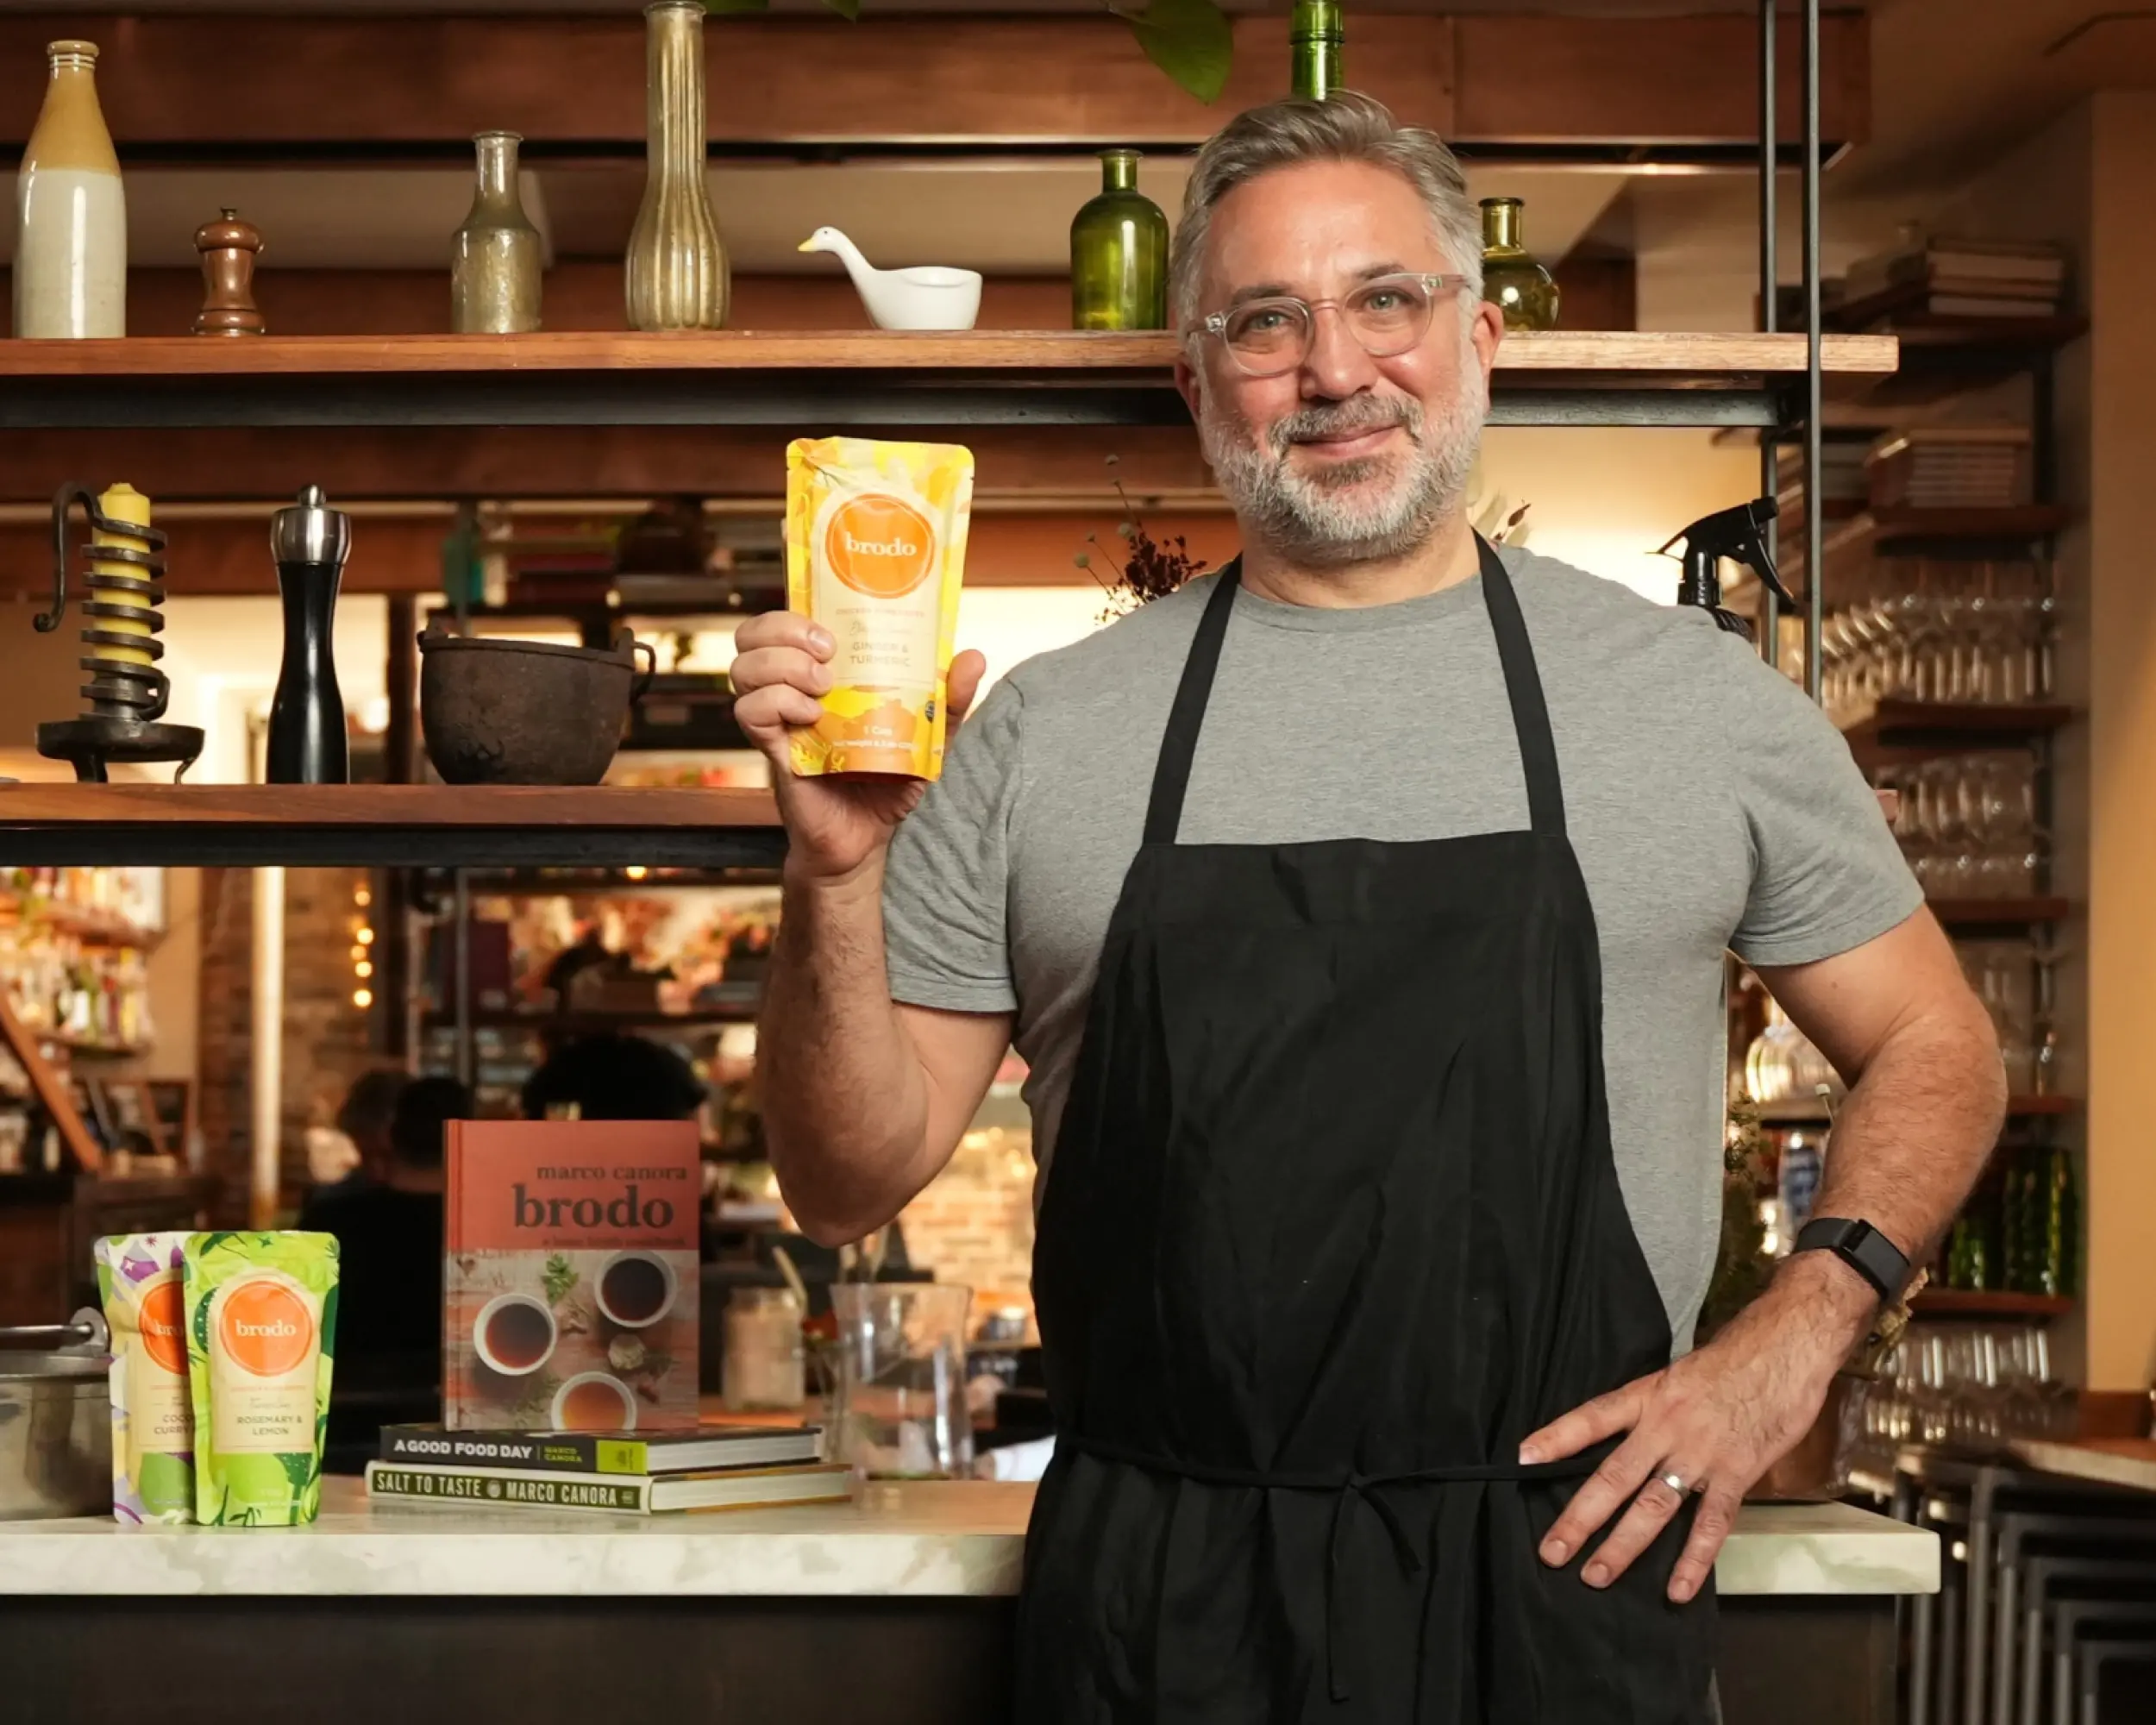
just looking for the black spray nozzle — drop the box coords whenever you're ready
[1658,498,1796,639]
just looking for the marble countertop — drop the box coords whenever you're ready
[1,1480,1934,1598]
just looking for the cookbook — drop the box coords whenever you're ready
[444,1120,700,1433]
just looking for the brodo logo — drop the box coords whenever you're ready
[824,493,936,599]
[139,1276,189,1375]
[216,1276,314,1378]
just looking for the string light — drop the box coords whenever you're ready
[355,926,375,946]
[350,873,377,1015]
[354,960,373,980]
[352,988,373,1009]
[624,866,649,881]
[354,888,372,909]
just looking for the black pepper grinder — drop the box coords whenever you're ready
[266,484,352,784]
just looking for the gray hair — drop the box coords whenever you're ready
[1170,92,1484,330]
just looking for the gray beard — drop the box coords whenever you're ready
[1200,356,1489,570]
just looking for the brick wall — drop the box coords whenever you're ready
[196,865,382,1219]
[896,1126,1037,1335]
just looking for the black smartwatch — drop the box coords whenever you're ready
[1793,1218,1911,1302]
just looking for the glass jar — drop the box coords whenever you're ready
[451,131,544,334]
[1069,150,1168,332]
[1479,197,1559,333]
[624,1,729,331]
[830,1283,973,1479]
[722,1286,805,1412]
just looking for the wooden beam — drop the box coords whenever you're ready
[0,508,1236,597]
[1454,13,1868,148]
[0,423,1216,505]
[0,13,1861,152]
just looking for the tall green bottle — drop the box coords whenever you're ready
[1070,150,1168,331]
[1291,0,1344,100]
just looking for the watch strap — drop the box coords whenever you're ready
[1793,1217,1910,1302]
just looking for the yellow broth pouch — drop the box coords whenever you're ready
[784,436,974,779]
[94,1232,197,1524]
[182,1232,339,1527]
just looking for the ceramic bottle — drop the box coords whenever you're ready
[15,39,126,338]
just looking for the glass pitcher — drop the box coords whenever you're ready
[830,1283,973,1479]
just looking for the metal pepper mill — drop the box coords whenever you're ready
[34,482,205,782]
[266,485,353,784]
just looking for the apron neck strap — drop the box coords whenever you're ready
[1143,558,1244,846]
[1141,538,1567,846]
[1476,535,1567,839]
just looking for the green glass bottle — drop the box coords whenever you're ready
[2039,1145,2077,1297]
[1291,0,1344,100]
[1070,150,1168,332]
[1480,197,1561,332]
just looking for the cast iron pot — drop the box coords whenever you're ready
[0,1311,113,1521]
[418,623,656,786]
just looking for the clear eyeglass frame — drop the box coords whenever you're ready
[1195,271,1471,378]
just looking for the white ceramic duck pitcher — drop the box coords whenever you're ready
[798,227,982,331]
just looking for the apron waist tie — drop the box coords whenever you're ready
[1059,1431,1608,1703]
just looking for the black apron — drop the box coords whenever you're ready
[1018,538,1718,1723]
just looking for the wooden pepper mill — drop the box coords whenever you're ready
[192,208,265,336]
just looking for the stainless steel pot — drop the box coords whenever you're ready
[0,1310,113,1521]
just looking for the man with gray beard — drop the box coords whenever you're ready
[730,94,2001,1722]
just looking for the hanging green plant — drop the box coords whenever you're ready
[705,0,1232,104]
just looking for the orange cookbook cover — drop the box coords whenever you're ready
[444,1120,700,1433]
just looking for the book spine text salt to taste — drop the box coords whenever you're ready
[444,1120,700,1433]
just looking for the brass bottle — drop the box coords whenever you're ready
[624,1,729,331]
[450,131,544,334]
[1479,197,1559,332]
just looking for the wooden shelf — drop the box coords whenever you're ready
[0,899,160,948]
[1776,505,2072,605]
[423,1006,759,1034]
[0,329,1900,432]
[1841,699,2072,766]
[1909,1289,2074,1318]
[0,783,784,869]
[1929,896,2071,928]
[1753,1094,2077,1127]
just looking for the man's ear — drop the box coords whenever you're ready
[1469,298,1504,380]
[1175,350,1203,423]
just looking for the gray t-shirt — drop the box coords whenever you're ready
[882,545,1921,1344]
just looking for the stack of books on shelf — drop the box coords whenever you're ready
[1775,432,1877,518]
[1844,237,2067,320]
[1866,426,2032,510]
[364,1423,846,1515]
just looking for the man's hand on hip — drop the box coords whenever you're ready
[729,610,987,881]
[1516,1250,1876,1603]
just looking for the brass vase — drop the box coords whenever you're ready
[625,1,729,331]
[450,132,543,334]
[1479,197,1559,332]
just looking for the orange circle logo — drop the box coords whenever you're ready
[216,1277,314,1378]
[138,1276,188,1375]
[824,494,936,599]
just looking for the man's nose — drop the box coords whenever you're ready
[1300,302,1382,398]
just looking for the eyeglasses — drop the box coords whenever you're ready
[1195,272,1470,378]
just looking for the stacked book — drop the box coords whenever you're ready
[1845,238,2066,320]
[1775,433,1877,518]
[1866,427,2032,510]
[365,1423,847,1516]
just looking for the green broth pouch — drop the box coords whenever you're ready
[182,1232,339,1527]
[94,1232,197,1524]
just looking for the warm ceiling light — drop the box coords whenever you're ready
[352,988,373,1009]
[356,927,375,945]
[624,866,649,881]
[354,960,373,979]
[354,888,373,908]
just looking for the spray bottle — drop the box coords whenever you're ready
[1658,498,1794,643]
